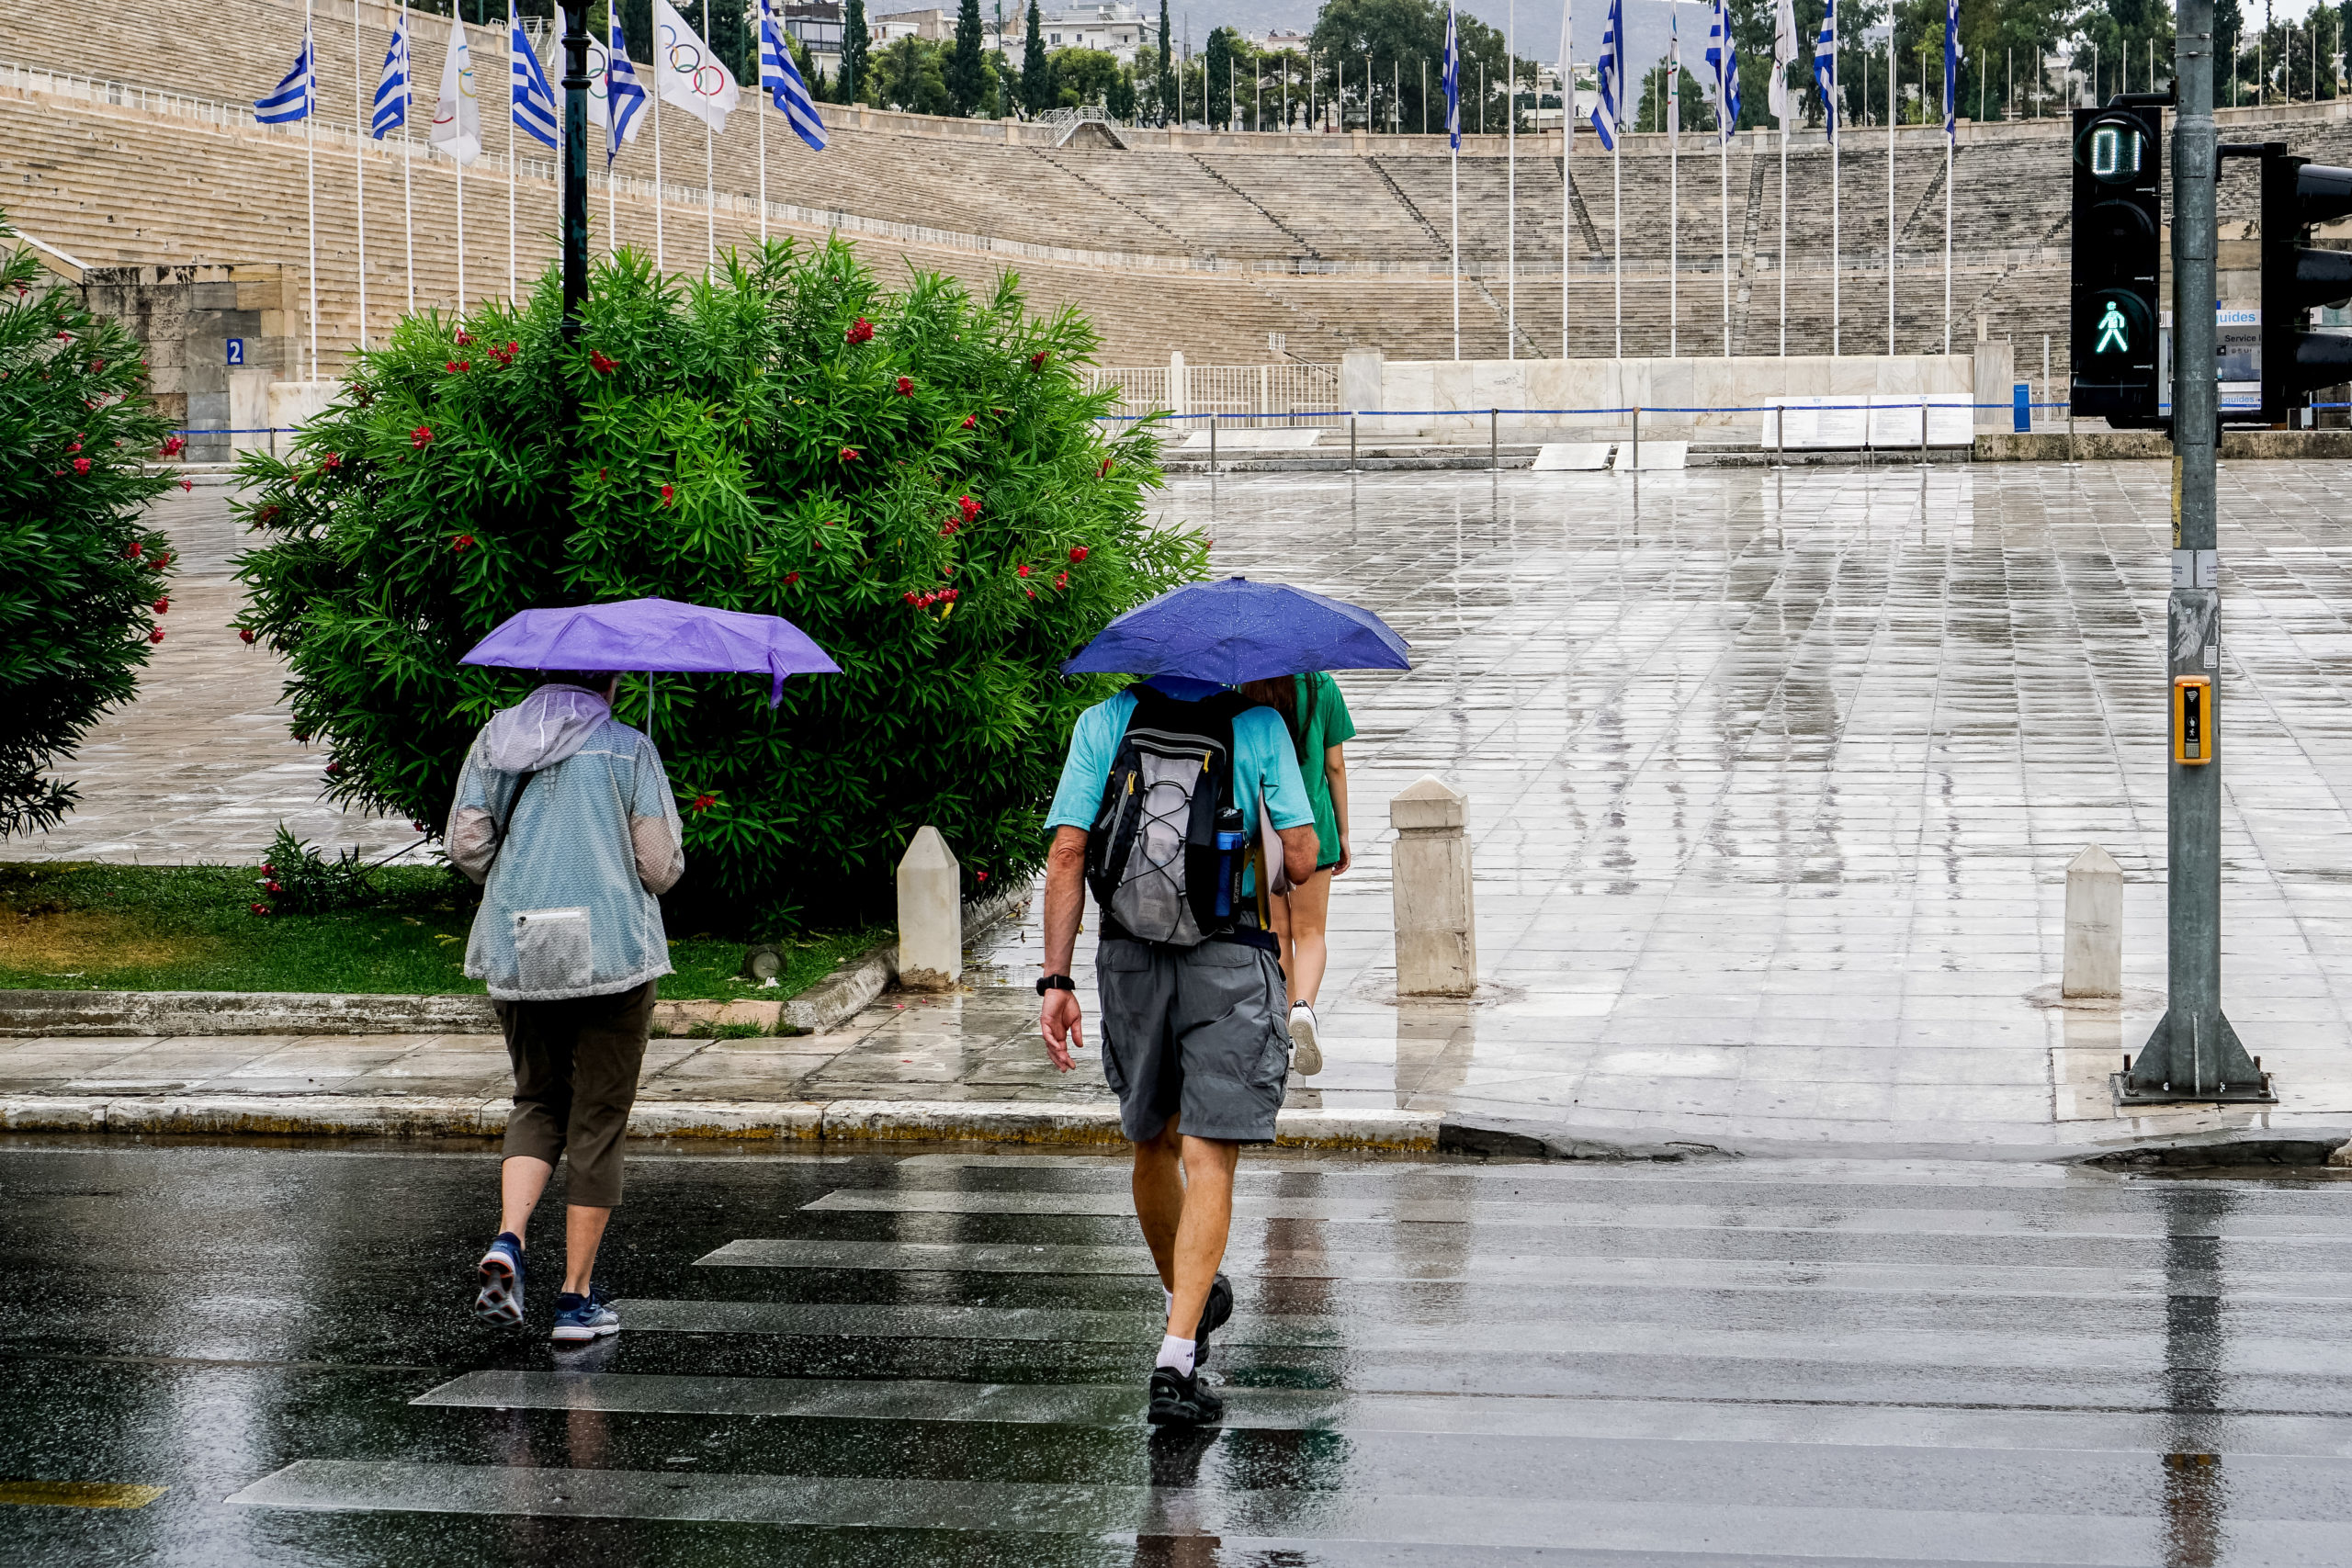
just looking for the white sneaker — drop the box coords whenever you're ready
[1288,1003,1323,1077]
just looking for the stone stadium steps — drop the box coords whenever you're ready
[1191,152,1449,262]
[1048,148,1305,260]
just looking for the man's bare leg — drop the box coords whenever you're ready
[1166,1134,1238,1338]
[563,1204,611,1295]
[500,1156,554,1243]
[1132,1118,1186,1292]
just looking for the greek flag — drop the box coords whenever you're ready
[373,16,410,137]
[1590,0,1622,151]
[1813,0,1838,141]
[605,21,648,165]
[759,0,828,151]
[255,26,313,123]
[512,22,560,150]
[1442,4,1460,150]
[1706,0,1741,141]
[1942,0,1961,141]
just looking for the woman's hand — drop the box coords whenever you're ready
[1334,838,1351,876]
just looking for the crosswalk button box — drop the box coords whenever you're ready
[2174,675,2213,765]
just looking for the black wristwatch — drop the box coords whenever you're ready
[1035,973,1076,996]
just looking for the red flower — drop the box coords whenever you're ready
[505,341,518,355]
[89,360,104,374]
[159,435,185,457]
[1055,570,1069,590]
[260,862,276,877]
[445,360,460,373]
[958,495,981,522]
[321,452,341,471]
[589,349,616,374]
[839,446,861,462]
[660,484,675,506]
[1068,545,1089,563]
[845,317,874,344]
[1017,563,1031,578]
[125,542,142,559]
[411,425,434,449]
[250,903,272,917]
[785,570,801,585]
[411,820,430,833]
[1025,587,1036,599]
[690,793,718,814]
[961,413,977,430]
[452,534,475,551]
[147,628,164,644]
[455,329,474,346]
[976,870,989,882]
[153,598,169,615]
[55,330,70,341]
[72,457,90,475]
[152,552,170,570]
[263,880,282,896]
[940,521,958,536]
[896,377,914,396]
[324,761,343,775]
[66,440,82,453]
[238,628,256,644]
[1099,457,1115,478]
[1029,350,1048,371]
[944,588,959,602]
[180,479,192,492]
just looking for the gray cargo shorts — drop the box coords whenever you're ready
[1096,935,1292,1144]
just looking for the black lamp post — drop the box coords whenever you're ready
[558,0,592,339]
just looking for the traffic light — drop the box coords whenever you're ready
[2070,106,2163,427]
[2258,148,2352,423]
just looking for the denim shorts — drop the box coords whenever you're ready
[1095,937,1291,1144]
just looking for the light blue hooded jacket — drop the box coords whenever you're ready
[446,685,685,1002]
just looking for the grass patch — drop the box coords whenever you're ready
[0,863,879,1001]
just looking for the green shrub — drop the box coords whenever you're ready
[0,210,177,837]
[254,823,379,916]
[233,241,1198,927]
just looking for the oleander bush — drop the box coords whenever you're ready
[232,239,1196,926]
[0,210,177,837]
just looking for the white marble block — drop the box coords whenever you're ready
[2063,844,2122,999]
[897,827,962,991]
[1391,777,1476,997]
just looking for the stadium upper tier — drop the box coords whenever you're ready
[8,0,2351,376]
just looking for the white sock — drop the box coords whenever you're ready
[1156,1334,1197,1377]
[1162,1286,1175,1317]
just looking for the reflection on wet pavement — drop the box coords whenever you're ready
[4,1143,2351,1565]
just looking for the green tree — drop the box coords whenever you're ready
[1021,0,1052,112]
[876,35,953,113]
[1308,0,1526,133]
[1158,0,1175,121]
[233,241,1196,926]
[949,0,987,115]
[1204,25,1233,128]
[1632,57,1711,133]
[1107,63,1137,120]
[841,0,871,102]
[1051,47,1124,109]
[0,214,175,838]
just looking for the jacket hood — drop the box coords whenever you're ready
[479,685,614,773]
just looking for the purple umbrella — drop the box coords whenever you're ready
[460,597,840,706]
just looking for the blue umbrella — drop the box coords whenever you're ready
[1061,577,1409,684]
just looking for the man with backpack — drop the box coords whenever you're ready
[1036,673,1319,1426]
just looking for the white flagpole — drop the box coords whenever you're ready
[1943,118,1953,354]
[1668,29,1678,358]
[1612,130,1622,356]
[1831,42,1839,355]
[402,0,414,314]
[703,0,715,277]
[757,8,768,242]
[508,0,518,304]
[1778,124,1787,355]
[1561,0,1572,360]
[302,7,318,378]
[355,0,368,351]
[1885,39,1894,353]
[653,77,665,272]
[1718,12,1730,355]
[1507,0,1516,360]
[1451,130,1460,358]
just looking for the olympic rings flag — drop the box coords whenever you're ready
[650,0,740,133]
[429,11,482,164]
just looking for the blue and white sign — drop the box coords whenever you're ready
[226,337,245,367]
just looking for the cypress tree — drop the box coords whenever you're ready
[1204,26,1230,129]
[1157,0,1174,123]
[949,0,986,115]
[1020,0,1051,114]
[841,0,870,102]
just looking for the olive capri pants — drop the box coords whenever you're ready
[493,980,655,1209]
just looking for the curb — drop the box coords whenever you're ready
[0,1093,1439,1152]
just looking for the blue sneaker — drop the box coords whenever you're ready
[472,1232,525,1326]
[551,1285,619,1344]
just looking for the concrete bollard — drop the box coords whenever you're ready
[896,827,962,990]
[2062,844,2122,999]
[1391,776,1476,997]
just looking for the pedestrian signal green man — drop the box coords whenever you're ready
[2097,300,2130,355]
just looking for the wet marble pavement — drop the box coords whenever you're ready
[12,462,2352,1151]
[8,1141,2352,1566]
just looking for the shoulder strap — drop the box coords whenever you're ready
[496,769,541,841]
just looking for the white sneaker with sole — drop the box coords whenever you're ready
[1288,1003,1323,1077]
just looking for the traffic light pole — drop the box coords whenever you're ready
[2119,0,2273,1105]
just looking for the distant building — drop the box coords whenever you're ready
[1001,4,1159,67]
[870,7,951,43]
[781,2,844,78]
[1245,28,1310,53]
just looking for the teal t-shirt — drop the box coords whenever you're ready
[1289,671,1358,867]
[1046,682,1315,859]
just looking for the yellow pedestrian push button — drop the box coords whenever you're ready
[2173,675,2214,764]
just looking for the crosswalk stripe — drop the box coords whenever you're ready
[802,1187,2352,1241]
[695,1237,2352,1301]
[887,1152,2128,1191]
[223,1457,2342,1559]
[610,1298,2352,1373]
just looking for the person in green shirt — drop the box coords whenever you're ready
[1237,671,1356,1075]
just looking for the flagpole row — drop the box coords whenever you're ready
[1506,0,1516,362]
[401,2,414,315]
[1886,38,1894,354]
[509,0,519,305]
[304,1,318,379]
[355,0,368,352]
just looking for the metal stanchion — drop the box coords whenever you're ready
[1209,415,1216,474]
[1631,405,1641,471]
[1489,408,1498,471]
[1917,401,1930,467]
[1774,402,1787,468]
[1349,412,1359,472]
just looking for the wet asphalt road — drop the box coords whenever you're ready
[6,1141,2352,1565]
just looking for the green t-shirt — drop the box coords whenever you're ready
[1289,671,1357,867]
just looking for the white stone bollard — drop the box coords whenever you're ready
[2062,844,2123,999]
[1391,776,1476,997]
[896,827,962,991]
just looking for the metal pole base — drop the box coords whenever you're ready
[2112,1010,2276,1104]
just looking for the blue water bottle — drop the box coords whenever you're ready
[1214,807,1245,918]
